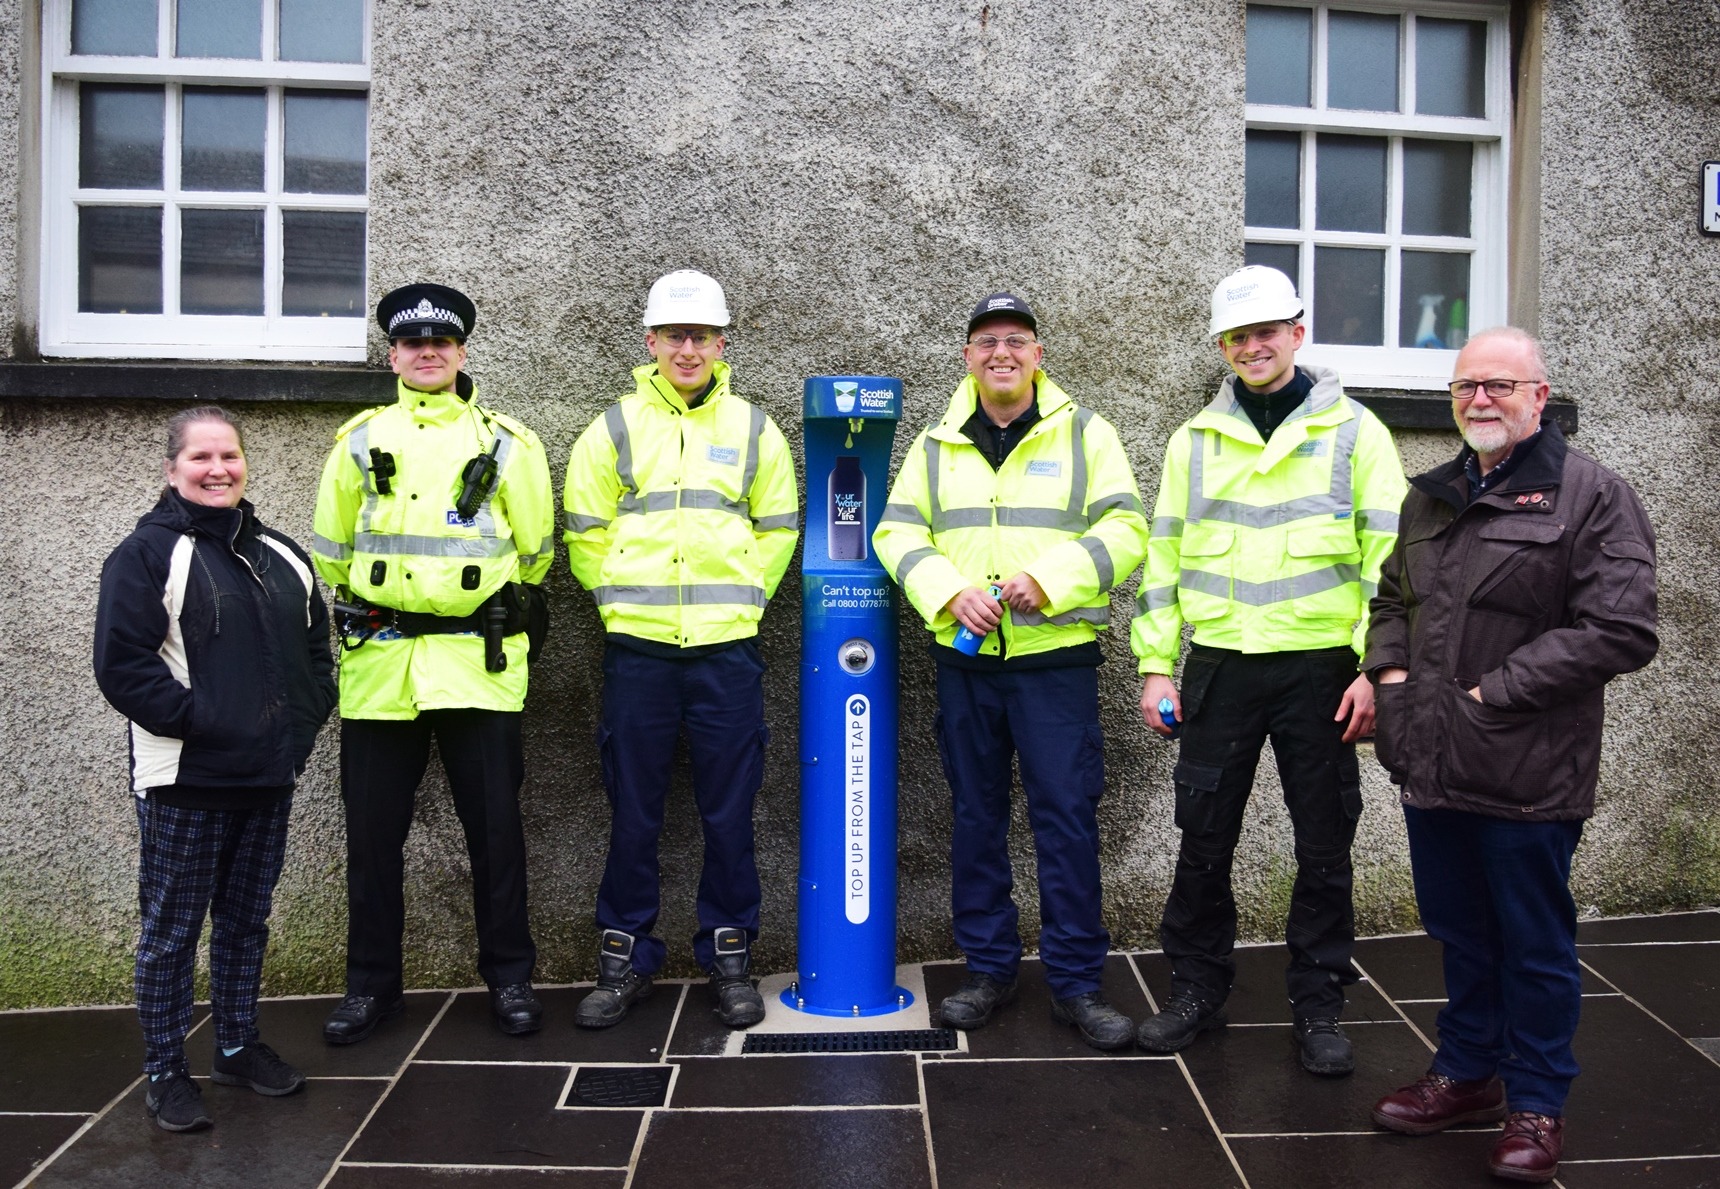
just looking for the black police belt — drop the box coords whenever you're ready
[338,588,528,639]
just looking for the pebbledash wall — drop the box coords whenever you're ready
[2,0,1715,1007]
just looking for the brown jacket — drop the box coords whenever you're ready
[1364,423,1657,821]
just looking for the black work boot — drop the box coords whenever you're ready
[1293,1015,1354,1076]
[708,927,765,1029]
[1050,991,1135,1051]
[574,930,654,1029]
[1135,993,1228,1053]
[938,973,1018,1030]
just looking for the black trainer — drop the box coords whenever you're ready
[708,927,765,1029]
[211,1042,305,1096]
[322,993,404,1045]
[491,982,543,1035]
[1050,991,1135,1050]
[1294,1016,1354,1076]
[1135,993,1228,1053]
[575,930,654,1029]
[938,973,1018,1030]
[145,1071,213,1132]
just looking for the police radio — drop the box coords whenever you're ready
[369,448,396,495]
[456,437,502,520]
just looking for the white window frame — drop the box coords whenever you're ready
[1245,0,1511,391]
[39,0,371,361]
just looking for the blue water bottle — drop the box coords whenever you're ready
[1157,697,1181,739]
[952,585,1002,656]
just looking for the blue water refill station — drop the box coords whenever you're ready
[787,376,912,1017]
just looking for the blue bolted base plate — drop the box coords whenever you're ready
[780,984,917,1018]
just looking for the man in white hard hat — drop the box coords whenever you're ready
[1130,265,1407,1074]
[562,269,798,1030]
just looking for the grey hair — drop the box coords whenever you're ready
[165,406,245,460]
[1464,326,1548,380]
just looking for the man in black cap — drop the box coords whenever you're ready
[311,284,556,1041]
[873,292,1150,1047]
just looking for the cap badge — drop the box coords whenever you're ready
[414,297,434,316]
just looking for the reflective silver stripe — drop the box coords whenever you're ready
[996,507,1086,532]
[742,404,765,501]
[1088,491,1145,522]
[678,489,749,517]
[1013,603,1110,628]
[1179,562,1360,607]
[1185,414,1362,527]
[517,552,540,569]
[1066,407,1092,526]
[619,490,677,515]
[1078,536,1114,590]
[1136,584,1179,612]
[1356,508,1400,534]
[605,403,635,495]
[879,502,928,527]
[347,420,380,536]
[469,423,516,537]
[1362,579,1379,600]
[591,583,767,608]
[313,533,352,560]
[893,545,940,586]
[616,488,750,518]
[1151,516,1185,539]
[753,511,799,532]
[925,438,948,533]
[938,508,993,529]
[564,510,610,533]
[355,533,515,558]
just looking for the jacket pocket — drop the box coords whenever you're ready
[1287,521,1363,620]
[1467,517,1565,616]
[1439,681,1547,805]
[1371,679,1409,783]
[1179,525,1232,620]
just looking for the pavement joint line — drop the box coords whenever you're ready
[1577,939,1720,947]
[619,1104,654,1189]
[625,1103,924,1112]
[1175,1044,1252,1189]
[0,1110,91,1117]
[314,990,457,1189]
[339,1161,629,1172]
[915,1052,941,1189]
[1560,1154,1720,1164]
[1224,1020,1404,1028]
[1223,1128,1496,1138]
[660,983,689,1061]
[921,1055,1175,1063]
[1350,957,1438,1056]
[1575,955,1717,1063]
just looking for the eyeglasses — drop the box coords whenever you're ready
[1448,378,1541,401]
[654,327,721,349]
[968,334,1038,351]
[1217,323,1292,350]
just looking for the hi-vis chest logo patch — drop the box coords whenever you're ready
[1026,460,1062,477]
[1293,440,1328,458]
[707,445,740,466]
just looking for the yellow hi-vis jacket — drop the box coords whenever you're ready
[562,360,799,647]
[872,372,1150,660]
[312,376,555,718]
[1130,364,1406,676]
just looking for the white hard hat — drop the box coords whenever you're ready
[642,269,730,328]
[1209,265,1303,338]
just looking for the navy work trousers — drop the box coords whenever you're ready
[595,641,767,975]
[1160,645,1362,1018]
[1405,804,1584,1116]
[934,662,1109,1000]
[340,709,535,996]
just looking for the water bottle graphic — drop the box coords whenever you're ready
[833,381,858,414]
[952,584,1002,656]
[828,455,867,561]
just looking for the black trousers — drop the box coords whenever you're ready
[340,709,535,996]
[1160,645,1362,1018]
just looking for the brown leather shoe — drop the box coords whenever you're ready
[1489,1112,1563,1183]
[1371,1072,1507,1135]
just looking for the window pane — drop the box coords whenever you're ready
[80,84,163,189]
[1402,139,1472,237]
[79,206,162,312]
[1416,18,1486,118]
[72,0,157,55]
[282,211,365,316]
[1327,10,1399,113]
[1313,246,1383,345]
[1246,5,1312,107]
[181,208,264,314]
[284,90,367,193]
[1314,134,1386,233]
[1245,242,1300,293]
[280,0,364,63]
[1400,251,1470,349]
[182,87,265,192]
[1245,130,1300,229]
[176,0,261,59]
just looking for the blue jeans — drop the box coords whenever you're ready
[1404,804,1585,1116]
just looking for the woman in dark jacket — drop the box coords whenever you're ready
[93,406,337,1133]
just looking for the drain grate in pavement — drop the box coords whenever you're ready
[742,1028,959,1054]
[567,1065,673,1107]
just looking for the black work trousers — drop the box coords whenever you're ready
[1160,645,1362,1018]
[340,709,536,997]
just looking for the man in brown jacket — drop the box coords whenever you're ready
[1362,327,1657,1185]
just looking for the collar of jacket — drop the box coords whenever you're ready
[634,358,732,414]
[1414,420,1569,510]
[142,488,256,546]
[393,373,483,427]
[1190,362,1353,474]
[929,370,1072,443]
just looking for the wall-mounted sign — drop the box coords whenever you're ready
[1705,162,1720,236]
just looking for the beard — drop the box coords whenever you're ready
[1456,406,1533,457]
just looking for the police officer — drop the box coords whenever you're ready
[1131,266,1406,1074]
[563,269,798,1030]
[873,292,1150,1049]
[313,284,556,1042]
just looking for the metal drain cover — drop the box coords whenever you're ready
[567,1065,672,1107]
[742,1028,958,1054]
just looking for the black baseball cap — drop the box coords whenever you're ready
[966,292,1038,337]
[376,283,477,342]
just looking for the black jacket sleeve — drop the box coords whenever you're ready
[92,531,194,739]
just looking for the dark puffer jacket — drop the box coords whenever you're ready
[94,490,338,805]
[1364,423,1657,821]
